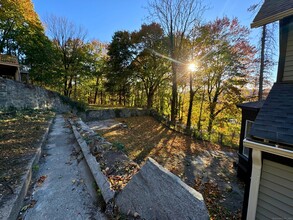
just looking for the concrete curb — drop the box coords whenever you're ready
[69,119,115,203]
[0,117,54,220]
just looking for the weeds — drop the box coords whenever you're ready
[32,164,39,171]
[113,142,125,152]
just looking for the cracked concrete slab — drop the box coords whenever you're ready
[22,115,106,220]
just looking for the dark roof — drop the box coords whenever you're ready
[250,83,293,145]
[237,101,265,110]
[251,0,293,28]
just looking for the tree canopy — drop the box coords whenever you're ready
[0,0,271,146]
[196,17,256,135]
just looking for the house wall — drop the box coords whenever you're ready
[237,107,260,220]
[256,159,293,219]
[283,21,293,82]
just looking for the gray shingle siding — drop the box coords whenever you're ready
[250,83,293,146]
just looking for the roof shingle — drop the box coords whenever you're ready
[237,100,265,110]
[250,83,293,146]
[251,0,293,28]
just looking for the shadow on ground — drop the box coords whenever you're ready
[89,116,244,219]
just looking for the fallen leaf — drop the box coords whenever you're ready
[30,200,37,208]
[134,212,140,218]
[21,205,30,212]
[37,175,47,186]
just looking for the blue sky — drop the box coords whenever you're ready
[32,0,261,43]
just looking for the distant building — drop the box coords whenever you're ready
[0,54,21,81]
[0,54,30,82]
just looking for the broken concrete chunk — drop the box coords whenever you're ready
[116,158,209,220]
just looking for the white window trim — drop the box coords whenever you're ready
[243,120,253,158]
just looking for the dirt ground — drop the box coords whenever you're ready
[0,111,244,219]
[0,110,54,207]
[92,116,244,219]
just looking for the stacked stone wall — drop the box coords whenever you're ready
[0,77,70,112]
[84,108,150,121]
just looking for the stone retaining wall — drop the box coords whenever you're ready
[83,108,150,121]
[0,77,70,112]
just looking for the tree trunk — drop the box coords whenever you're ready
[207,116,213,139]
[170,26,178,124]
[73,75,77,100]
[94,77,99,104]
[186,73,195,133]
[123,86,127,106]
[100,91,103,105]
[67,76,73,98]
[63,76,68,96]
[171,63,178,124]
[186,92,194,133]
[197,89,205,132]
[94,90,98,104]
[147,91,155,109]
[119,89,122,105]
[178,95,182,120]
[207,105,215,139]
[258,24,266,101]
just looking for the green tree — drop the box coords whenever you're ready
[44,15,88,97]
[106,31,134,105]
[148,0,206,123]
[83,40,108,104]
[0,0,52,69]
[197,17,256,137]
[131,23,171,109]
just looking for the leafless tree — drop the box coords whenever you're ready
[147,0,206,123]
[249,2,277,101]
[44,15,87,97]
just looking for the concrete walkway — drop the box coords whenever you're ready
[23,115,106,220]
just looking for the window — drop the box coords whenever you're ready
[243,120,253,158]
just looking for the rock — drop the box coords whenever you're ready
[115,158,209,220]
[121,124,128,128]
[133,212,140,218]
[225,185,233,192]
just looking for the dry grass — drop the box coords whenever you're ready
[99,116,229,169]
[0,110,54,204]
